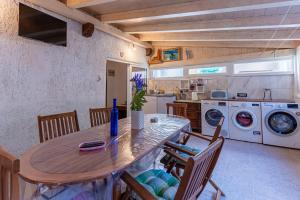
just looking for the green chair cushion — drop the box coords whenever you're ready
[135,169,179,200]
[160,143,201,167]
[173,143,201,158]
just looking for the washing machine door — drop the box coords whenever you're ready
[266,110,298,136]
[233,110,257,130]
[205,109,223,127]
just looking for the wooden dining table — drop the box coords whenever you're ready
[19,114,190,199]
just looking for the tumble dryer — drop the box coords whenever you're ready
[261,102,300,149]
[229,101,262,143]
[201,100,229,138]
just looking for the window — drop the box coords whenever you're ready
[188,66,227,75]
[234,59,294,75]
[152,68,183,78]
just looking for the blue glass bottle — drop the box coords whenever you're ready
[110,98,118,137]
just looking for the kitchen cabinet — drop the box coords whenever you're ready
[144,95,176,114]
[144,96,157,114]
[175,101,201,132]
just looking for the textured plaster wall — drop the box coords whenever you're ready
[0,0,147,155]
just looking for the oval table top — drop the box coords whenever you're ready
[19,114,190,185]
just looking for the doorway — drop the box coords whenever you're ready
[106,60,128,119]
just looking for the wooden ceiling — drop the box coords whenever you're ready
[64,0,300,49]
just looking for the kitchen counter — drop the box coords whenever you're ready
[175,99,201,103]
[144,95,176,114]
[146,94,176,97]
[175,99,295,103]
[207,98,295,103]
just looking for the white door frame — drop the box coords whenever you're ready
[106,57,148,117]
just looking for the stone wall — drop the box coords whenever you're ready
[0,0,147,155]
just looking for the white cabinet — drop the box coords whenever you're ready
[157,96,176,114]
[144,96,176,114]
[144,96,157,114]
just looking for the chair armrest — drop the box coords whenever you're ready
[164,148,188,164]
[170,170,182,181]
[121,171,157,200]
[165,141,196,156]
[182,131,212,142]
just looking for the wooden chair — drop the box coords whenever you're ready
[121,137,225,200]
[89,107,112,127]
[166,103,188,118]
[181,116,224,147]
[160,117,225,197]
[0,147,20,200]
[162,117,224,166]
[37,110,80,143]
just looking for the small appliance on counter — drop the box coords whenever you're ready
[210,90,228,100]
[237,93,248,98]
[192,92,199,100]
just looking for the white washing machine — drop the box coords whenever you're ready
[229,101,262,143]
[201,100,229,138]
[262,102,300,149]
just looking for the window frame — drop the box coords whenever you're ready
[150,67,184,80]
[232,56,295,76]
[148,56,295,80]
[187,65,228,77]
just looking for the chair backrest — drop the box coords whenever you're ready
[166,103,187,118]
[37,110,79,143]
[89,108,112,127]
[0,147,20,200]
[175,137,224,200]
[209,116,225,145]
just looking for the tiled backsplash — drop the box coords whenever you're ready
[149,74,294,100]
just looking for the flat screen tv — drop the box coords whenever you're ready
[19,3,67,47]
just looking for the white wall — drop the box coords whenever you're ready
[0,0,147,155]
[149,74,294,100]
[295,46,300,102]
[106,61,128,107]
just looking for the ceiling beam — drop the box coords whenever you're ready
[67,0,117,9]
[139,30,300,41]
[151,41,300,49]
[122,13,300,34]
[24,0,151,48]
[100,0,300,23]
[150,49,295,67]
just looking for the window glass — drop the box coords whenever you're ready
[234,59,293,74]
[152,68,183,78]
[188,66,227,75]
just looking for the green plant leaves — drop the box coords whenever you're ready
[131,90,147,111]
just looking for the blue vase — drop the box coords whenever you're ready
[110,98,118,137]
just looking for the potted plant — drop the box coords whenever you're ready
[130,74,147,129]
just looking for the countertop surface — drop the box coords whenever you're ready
[175,98,295,103]
[146,94,176,97]
[175,99,202,103]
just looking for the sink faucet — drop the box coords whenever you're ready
[263,88,272,100]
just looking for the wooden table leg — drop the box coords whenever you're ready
[113,179,122,200]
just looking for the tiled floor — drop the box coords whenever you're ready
[159,137,300,200]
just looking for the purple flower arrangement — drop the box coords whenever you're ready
[130,74,147,111]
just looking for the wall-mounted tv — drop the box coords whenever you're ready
[19,3,67,47]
